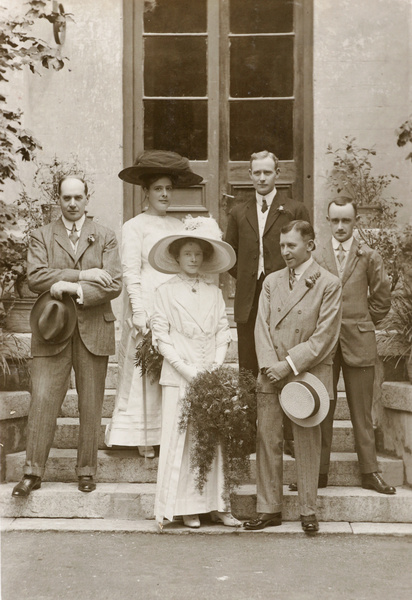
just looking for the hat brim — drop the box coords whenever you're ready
[280,372,330,427]
[148,232,236,275]
[30,291,77,345]
[118,166,203,188]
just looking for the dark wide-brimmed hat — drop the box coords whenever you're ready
[149,215,236,275]
[280,372,330,428]
[30,291,77,345]
[118,150,203,187]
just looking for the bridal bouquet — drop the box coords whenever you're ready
[134,330,163,382]
[179,366,257,501]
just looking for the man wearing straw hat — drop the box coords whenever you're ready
[245,220,342,533]
[12,176,122,497]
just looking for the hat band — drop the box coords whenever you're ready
[298,381,320,417]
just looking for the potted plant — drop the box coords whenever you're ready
[0,309,30,391]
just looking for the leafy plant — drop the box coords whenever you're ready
[0,310,30,383]
[0,201,26,297]
[396,116,412,162]
[134,330,163,383]
[178,366,256,504]
[377,292,412,363]
[0,1,71,189]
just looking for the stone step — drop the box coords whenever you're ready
[5,449,404,487]
[51,417,357,453]
[1,482,411,523]
[59,388,352,421]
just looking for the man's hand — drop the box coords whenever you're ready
[265,360,292,384]
[79,268,113,287]
[50,281,80,300]
[132,313,149,336]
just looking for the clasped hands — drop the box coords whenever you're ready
[263,360,292,387]
[50,268,113,300]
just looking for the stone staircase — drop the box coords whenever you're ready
[2,336,412,523]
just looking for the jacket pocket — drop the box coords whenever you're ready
[357,321,375,332]
[104,312,116,322]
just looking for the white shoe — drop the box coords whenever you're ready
[210,511,242,527]
[182,514,201,528]
[138,446,155,458]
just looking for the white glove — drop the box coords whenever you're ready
[132,313,149,335]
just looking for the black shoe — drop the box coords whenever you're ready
[78,476,96,493]
[244,513,282,530]
[284,440,295,458]
[12,476,41,497]
[288,482,298,492]
[361,472,396,495]
[301,514,319,534]
[318,474,328,488]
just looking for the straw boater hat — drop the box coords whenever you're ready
[30,291,77,345]
[118,150,203,188]
[148,215,236,275]
[280,372,330,428]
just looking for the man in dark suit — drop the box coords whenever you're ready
[12,176,122,497]
[316,197,395,494]
[245,221,342,533]
[225,150,311,378]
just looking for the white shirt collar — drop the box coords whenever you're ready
[332,236,353,252]
[62,214,86,232]
[256,187,277,208]
[293,256,314,278]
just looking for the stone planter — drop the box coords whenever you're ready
[0,361,31,392]
[2,298,36,333]
[381,356,408,382]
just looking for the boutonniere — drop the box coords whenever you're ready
[356,241,364,257]
[87,234,96,244]
[277,205,285,213]
[305,271,321,288]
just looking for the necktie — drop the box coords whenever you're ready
[68,223,79,245]
[337,243,345,265]
[289,268,296,290]
[261,197,268,213]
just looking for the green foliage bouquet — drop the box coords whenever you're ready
[178,366,257,502]
[134,330,163,383]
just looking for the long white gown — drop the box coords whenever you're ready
[105,213,182,447]
[151,275,232,524]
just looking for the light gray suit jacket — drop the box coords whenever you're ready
[254,260,342,397]
[28,216,122,357]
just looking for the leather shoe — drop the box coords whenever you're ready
[78,476,96,493]
[361,472,396,495]
[12,475,41,497]
[284,440,295,458]
[301,514,319,534]
[244,513,282,530]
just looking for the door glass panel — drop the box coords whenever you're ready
[144,37,207,97]
[144,100,207,160]
[230,0,293,34]
[230,100,293,161]
[230,37,293,98]
[144,0,207,33]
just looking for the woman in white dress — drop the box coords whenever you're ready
[149,216,242,528]
[105,151,202,457]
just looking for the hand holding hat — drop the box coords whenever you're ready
[30,291,77,345]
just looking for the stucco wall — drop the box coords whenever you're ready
[313,0,412,241]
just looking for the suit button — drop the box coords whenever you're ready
[295,329,299,333]
[278,307,281,312]
[274,345,278,349]
[298,310,302,314]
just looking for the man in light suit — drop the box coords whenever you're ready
[316,197,395,494]
[225,150,311,378]
[12,176,122,497]
[244,221,342,533]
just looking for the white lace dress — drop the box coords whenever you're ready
[105,212,182,447]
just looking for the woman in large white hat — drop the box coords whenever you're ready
[105,151,202,457]
[149,215,241,529]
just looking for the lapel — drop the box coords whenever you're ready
[263,189,291,236]
[272,261,319,328]
[341,237,360,287]
[323,240,339,277]
[53,218,76,261]
[74,217,95,266]
[245,199,259,237]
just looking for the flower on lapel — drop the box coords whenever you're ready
[355,241,365,257]
[87,234,95,244]
[305,271,321,289]
[277,205,285,213]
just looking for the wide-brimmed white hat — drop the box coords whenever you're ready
[280,372,330,428]
[148,215,236,275]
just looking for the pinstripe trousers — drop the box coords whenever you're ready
[24,326,108,478]
[256,390,321,516]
